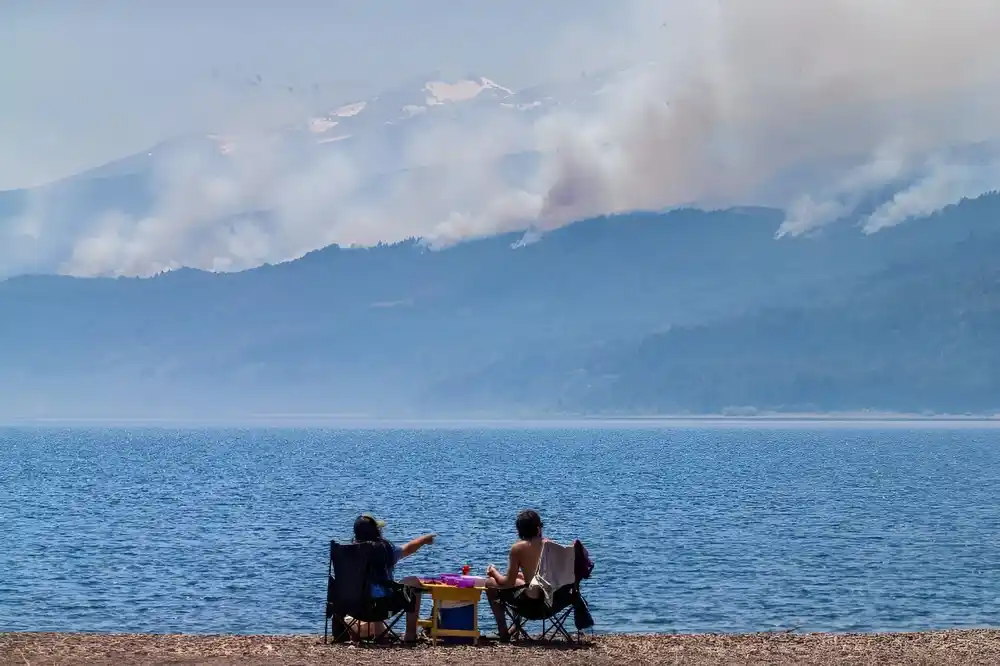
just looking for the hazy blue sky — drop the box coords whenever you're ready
[0,0,618,189]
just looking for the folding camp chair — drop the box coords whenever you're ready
[323,540,416,645]
[498,539,594,643]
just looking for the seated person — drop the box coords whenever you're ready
[349,514,435,643]
[485,509,548,641]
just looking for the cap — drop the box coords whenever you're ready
[362,513,386,528]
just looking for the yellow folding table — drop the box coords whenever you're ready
[417,582,485,645]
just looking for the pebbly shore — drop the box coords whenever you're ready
[3,630,1000,665]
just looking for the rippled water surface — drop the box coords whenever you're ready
[2,425,1000,634]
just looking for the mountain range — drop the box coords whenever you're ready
[2,72,1000,419]
[2,191,999,419]
[432,197,1000,416]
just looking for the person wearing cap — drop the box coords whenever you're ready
[352,514,436,643]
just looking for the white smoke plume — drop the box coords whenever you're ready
[549,0,1000,237]
[7,0,1000,277]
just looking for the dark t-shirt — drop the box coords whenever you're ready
[371,541,404,598]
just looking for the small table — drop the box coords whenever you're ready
[417,583,485,645]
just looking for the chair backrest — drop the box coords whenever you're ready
[573,539,594,582]
[328,540,395,611]
[537,540,578,591]
[530,539,594,596]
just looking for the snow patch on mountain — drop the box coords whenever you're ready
[423,77,513,106]
[308,118,339,133]
[481,78,515,96]
[500,101,543,111]
[334,101,367,118]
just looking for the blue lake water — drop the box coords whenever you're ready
[2,425,1000,635]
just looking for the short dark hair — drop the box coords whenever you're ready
[353,515,382,542]
[515,509,543,540]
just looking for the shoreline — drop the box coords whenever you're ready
[4,630,1000,665]
[4,413,1000,429]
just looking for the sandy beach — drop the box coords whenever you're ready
[3,630,1000,665]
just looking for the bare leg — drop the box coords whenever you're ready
[368,621,386,641]
[400,578,424,643]
[405,591,422,642]
[486,588,509,640]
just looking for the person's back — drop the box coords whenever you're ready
[485,509,548,641]
[347,514,435,643]
[510,533,545,587]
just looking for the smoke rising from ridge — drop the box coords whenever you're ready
[544,0,1000,237]
[5,0,1000,277]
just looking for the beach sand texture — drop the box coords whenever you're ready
[3,630,1000,665]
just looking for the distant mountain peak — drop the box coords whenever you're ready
[301,74,519,136]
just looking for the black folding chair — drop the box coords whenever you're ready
[323,540,415,645]
[498,539,595,644]
[501,582,585,642]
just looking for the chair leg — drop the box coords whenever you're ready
[374,610,405,644]
[543,607,574,642]
[511,606,574,643]
[327,615,354,643]
[346,617,363,643]
[325,560,333,644]
[502,604,530,641]
[498,601,579,644]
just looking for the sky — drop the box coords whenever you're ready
[0,0,618,189]
[3,1,1000,278]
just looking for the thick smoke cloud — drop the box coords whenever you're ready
[540,0,1000,237]
[8,0,1000,277]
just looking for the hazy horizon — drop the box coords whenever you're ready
[5,410,1000,430]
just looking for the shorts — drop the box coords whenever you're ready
[498,586,550,619]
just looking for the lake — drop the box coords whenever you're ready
[2,424,999,635]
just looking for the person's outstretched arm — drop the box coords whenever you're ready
[399,533,436,558]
